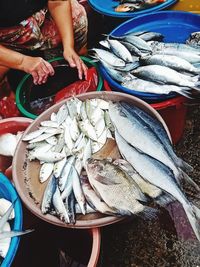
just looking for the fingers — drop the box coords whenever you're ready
[31,59,55,85]
[67,55,88,80]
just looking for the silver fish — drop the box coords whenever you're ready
[142,54,200,74]
[132,65,200,89]
[72,166,86,215]
[107,39,133,63]
[39,162,54,183]
[109,102,182,181]
[52,186,70,223]
[115,130,200,241]
[122,77,192,98]
[41,175,57,214]
[92,48,126,67]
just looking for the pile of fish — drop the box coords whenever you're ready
[22,97,200,243]
[114,0,165,13]
[22,98,114,224]
[91,30,200,97]
[0,198,33,262]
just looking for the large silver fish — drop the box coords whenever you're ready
[109,102,183,181]
[115,130,200,241]
[131,65,200,89]
[142,54,200,74]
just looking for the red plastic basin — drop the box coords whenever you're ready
[151,96,188,144]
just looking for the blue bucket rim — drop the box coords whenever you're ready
[0,173,23,267]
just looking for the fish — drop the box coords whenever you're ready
[81,176,117,215]
[113,159,173,206]
[91,48,126,67]
[0,199,15,220]
[107,39,133,63]
[56,104,69,125]
[109,102,183,181]
[141,54,200,74]
[58,156,75,192]
[22,128,46,141]
[131,65,200,89]
[71,165,86,215]
[149,41,200,55]
[0,199,34,258]
[121,76,192,98]
[41,175,57,214]
[100,60,134,83]
[52,186,70,223]
[39,162,54,183]
[115,130,200,241]
[86,158,156,217]
[120,102,199,191]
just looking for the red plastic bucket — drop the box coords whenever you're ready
[151,96,188,144]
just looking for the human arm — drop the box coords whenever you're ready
[48,0,87,79]
[0,45,54,85]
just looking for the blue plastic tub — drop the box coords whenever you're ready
[88,0,177,18]
[100,11,200,102]
[0,173,23,267]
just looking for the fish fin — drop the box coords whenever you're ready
[138,206,158,220]
[95,174,121,185]
[178,160,194,172]
[155,194,174,207]
[180,169,200,192]
[0,229,34,240]
[192,204,200,220]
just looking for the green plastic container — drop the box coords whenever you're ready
[16,56,103,119]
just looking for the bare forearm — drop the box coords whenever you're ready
[48,0,74,50]
[0,45,24,70]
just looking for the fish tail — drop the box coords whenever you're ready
[138,206,158,220]
[183,203,200,241]
[180,169,200,192]
[177,159,194,172]
[155,194,174,207]
[178,88,194,99]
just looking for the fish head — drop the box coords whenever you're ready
[85,158,104,175]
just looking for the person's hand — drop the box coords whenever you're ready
[20,56,55,85]
[63,47,88,80]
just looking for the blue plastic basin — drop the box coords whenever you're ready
[88,0,177,18]
[100,11,200,102]
[0,173,23,267]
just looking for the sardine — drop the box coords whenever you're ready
[41,175,57,214]
[52,186,70,223]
